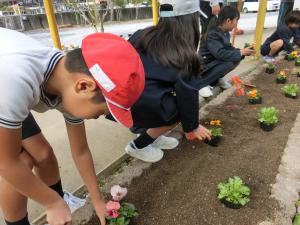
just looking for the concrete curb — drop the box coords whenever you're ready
[32,62,259,225]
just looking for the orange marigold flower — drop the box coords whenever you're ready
[279,71,286,77]
[210,120,221,126]
[247,89,258,98]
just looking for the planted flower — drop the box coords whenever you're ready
[205,120,222,147]
[265,63,275,74]
[276,70,287,84]
[258,107,279,132]
[217,176,250,209]
[106,185,138,225]
[281,83,299,98]
[247,89,262,104]
[286,51,298,61]
[296,57,300,66]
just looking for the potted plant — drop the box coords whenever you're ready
[281,84,299,98]
[106,185,138,225]
[293,200,300,225]
[205,120,222,147]
[276,70,287,84]
[217,176,251,209]
[265,63,276,74]
[258,107,279,132]
[286,51,298,61]
[247,89,262,104]
[296,57,300,66]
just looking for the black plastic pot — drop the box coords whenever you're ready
[285,93,298,99]
[204,136,221,147]
[220,198,243,209]
[265,68,275,74]
[248,97,262,104]
[295,61,300,66]
[260,122,275,132]
[276,78,287,84]
[297,72,300,77]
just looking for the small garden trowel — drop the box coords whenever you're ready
[231,75,256,97]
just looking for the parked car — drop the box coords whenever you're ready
[243,0,280,13]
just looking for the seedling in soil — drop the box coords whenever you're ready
[217,176,250,209]
[281,84,299,98]
[266,63,276,74]
[293,213,300,225]
[276,70,287,84]
[296,57,300,66]
[247,89,262,104]
[205,120,222,147]
[244,43,255,50]
[297,68,300,77]
[106,185,138,225]
[258,107,279,132]
[286,51,298,61]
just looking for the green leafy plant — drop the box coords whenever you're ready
[296,57,300,63]
[267,63,275,70]
[210,127,222,137]
[281,84,299,97]
[217,176,250,206]
[106,185,138,225]
[107,203,138,225]
[258,107,279,125]
[293,213,300,225]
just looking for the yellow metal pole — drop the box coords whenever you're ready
[254,0,268,58]
[43,0,61,49]
[152,0,159,25]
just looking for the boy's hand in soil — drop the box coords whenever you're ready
[185,125,211,141]
[240,48,256,56]
[95,200,107,225]
[46,198,71,225]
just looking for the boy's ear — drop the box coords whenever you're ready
[75,77,97,93]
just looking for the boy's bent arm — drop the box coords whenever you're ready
[65,122,106,224]
[0,127,70,224]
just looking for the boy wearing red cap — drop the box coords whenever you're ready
[0,28,144,225]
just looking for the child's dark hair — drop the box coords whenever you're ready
[216,6,240,26]
[285,10,300,25]
[65,48,91,75]
[65,48,105,103]
[134,11,201,78]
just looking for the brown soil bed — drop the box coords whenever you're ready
[87,60,300,225]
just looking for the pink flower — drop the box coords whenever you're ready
[106,201,120,219]
[110,185,128,201]
[106,201,120,211]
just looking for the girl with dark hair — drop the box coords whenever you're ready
[198,6,255,96]
[124,0,212,163]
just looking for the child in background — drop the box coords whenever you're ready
[261,10,300,62]
[123,0,211,163]
[198,6,255,97]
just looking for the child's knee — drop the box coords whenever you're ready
[274,39,284,48]
[20,151,34,170]
[33,144,57,167]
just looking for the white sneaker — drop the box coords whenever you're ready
[63,191,86,213]
[125,141,164,163]
[218,78,232,89]
[152,135,179,150]
[199,86,213,97]
[263,56,275,63]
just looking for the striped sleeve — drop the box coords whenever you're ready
[0,117,22,129]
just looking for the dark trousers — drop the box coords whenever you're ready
[198,61,240,87]
[200,1,223,35]
[277,1,295,26]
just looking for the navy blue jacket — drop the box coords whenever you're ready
[128,31,204,133]
[199,27,243,71]
[294,28,300,47]
[262,24,295,53]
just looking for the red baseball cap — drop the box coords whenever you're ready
[81,33,145,128]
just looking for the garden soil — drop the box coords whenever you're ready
[87,60,300,225]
